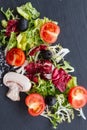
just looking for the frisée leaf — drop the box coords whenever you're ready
[41,94,74,129]
[0,7,16,20]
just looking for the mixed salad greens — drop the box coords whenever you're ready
[0,2,87,129]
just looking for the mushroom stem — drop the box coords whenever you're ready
[6,83,20,101]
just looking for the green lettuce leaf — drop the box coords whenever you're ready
[17,2,40,20]
[7,32,17,50]
[17,32,27,50]
[67,76,77,87]
[1,20,7,28]
[65,76,78,94]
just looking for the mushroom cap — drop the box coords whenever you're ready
[3,72,31,92]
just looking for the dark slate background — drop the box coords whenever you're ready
[0,0,87,130]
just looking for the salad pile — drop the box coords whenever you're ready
[0,2,87,129]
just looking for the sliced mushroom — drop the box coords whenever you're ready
[3,72,31,101]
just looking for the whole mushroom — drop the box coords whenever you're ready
[3,72,31,101]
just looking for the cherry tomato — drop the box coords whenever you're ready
[6,48,25,66]
[40,22,60,44]
[25,93,45,116]
[68,86,87,109]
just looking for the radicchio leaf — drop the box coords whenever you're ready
[52,68,72,92]
[29,45,47,56]
[6,20,19,37]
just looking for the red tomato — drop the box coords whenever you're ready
[68,86,87,109]
[40,22,60,44]
[25,93,45,116]
[6,48,25,66]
